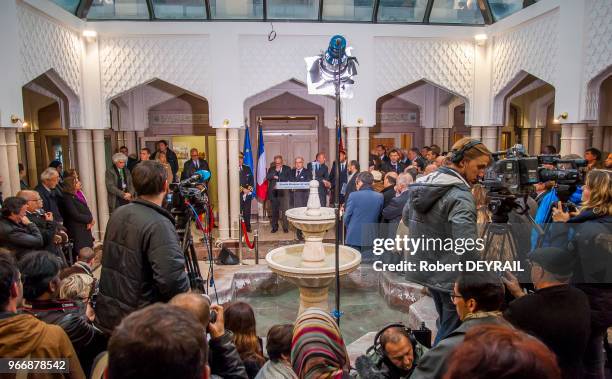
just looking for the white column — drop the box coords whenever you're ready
[216,128,230,240]
[432,128,444,148]
[328,127,336,163]
[532,128,542,155]
[560,124,572,156]
[0,130,12,197]
[482,126,498,152]
[423,128,433,146]
[228,128,240,240]
[6,129,20,195]
[604,127,612,152]
[93,130,109,239]
[26,132,37,187]
[470,126,482,140]
[570,124,588,156]
[346,126,358,164]
[358,126,369,172]
[442,129,450,152]
[521,128,530,153]
[75,130,100,240]
[591,125,604,150]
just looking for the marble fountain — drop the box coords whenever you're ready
[265,179,361,313]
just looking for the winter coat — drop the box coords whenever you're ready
[95,199,190,334]
[59,192,94,254]
[0,216,43,260]
[0,312,85,378]
[401,167,479,291]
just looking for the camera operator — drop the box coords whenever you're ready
[96,160,189,335]
[402,137,491,345]
[550,169,612,379]
[170,292,248,379]
[355,324,425,379]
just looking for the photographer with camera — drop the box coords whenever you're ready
[170,293,249,379]
[402,137,491,345]
[550,169,612,379]
[96,160,190,335]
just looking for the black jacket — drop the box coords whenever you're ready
[382,190,410,224]
[26,211,60,254]
[95,199,190,334]
[382,185,396,209]
[34,184,63,223]
[0,217,43,260]
[306,161,329,196]
[345,173,358,202]
[381,161,406,175]
[59,192,94,253]
[329,161,348,203]
[181,158,211,181]
[209,331,249,379]
[25,299,106,375]
[240,165,255,199]
[266,165,291,199]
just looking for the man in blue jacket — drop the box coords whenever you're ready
[343,171,383,263]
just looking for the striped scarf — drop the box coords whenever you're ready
[291,309,350,379]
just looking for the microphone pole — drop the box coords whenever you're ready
[333,38,342,326]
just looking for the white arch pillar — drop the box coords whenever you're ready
[75,130,100,240]
[93,130,109,239]
[592,125,604,150]
[482,126,498,152]
[228,128,240,240]
[6,129,20,195]
[423,128,433,146]
[0,130,12,197]
[532,128,542,155]
[470,126,482,140]
[560,124,572,156]
[26,132,37,187]
[216,128,230,240]
[521,128,530,153]
[570,124,588,156]
[358,126,369,171]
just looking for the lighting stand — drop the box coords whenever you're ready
[333,59,342,325]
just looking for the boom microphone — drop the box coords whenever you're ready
[180,169,211,185]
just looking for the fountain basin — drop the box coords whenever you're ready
[285,207,335,233]
[266,243,361,313]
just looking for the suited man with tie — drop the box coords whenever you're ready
[181,148,210,181]
[239,152,254,232]
[266,155,291,233]
[381,149,406,174]
[329,150,348,205]
[291,156,311,240]
[34,168,64,223]
[344,160,360,203]
[306,152,330,207]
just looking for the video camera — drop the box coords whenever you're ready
[166,169,211,230]
[482,145,585,222]
[483,145,585,197]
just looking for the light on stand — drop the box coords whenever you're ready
[305,35,358,324]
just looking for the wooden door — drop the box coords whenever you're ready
[370,137,396,152]
[263,132,317,168]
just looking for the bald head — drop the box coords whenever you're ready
[435,155,446,167]
[384,171,398,187]
[17,190,42,212]
[424,164,438,175]
[169,293,210,327]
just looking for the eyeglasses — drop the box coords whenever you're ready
[450,293,463,302]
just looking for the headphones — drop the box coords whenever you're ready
[371,323,417,358]
[449,139,483,164]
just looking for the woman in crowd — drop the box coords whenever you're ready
[60,273,96,322]
[443,324,561,379]
[255,324,296,379]
[225,301,266,378]
[156,150,174,184]
[291,308,351,379]
[551,169,612,379]
[59,175,94,257]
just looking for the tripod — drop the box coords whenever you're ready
[177,208,205,292]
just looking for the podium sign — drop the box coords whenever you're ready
[275,182,310,190]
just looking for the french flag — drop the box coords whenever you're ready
[256,123,268,201]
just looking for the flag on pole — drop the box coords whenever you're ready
[256,124,268,201]
[337,126,344,153]
[243,125,254,172]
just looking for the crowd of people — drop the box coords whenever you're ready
[0,137,610,379]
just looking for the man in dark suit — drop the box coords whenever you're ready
[290,156,311,241]
[306,152,330,207]
[239,152,254,233]
[343,172,384,263]
[18,190,66,257]
[381,149,406,174]
[34,167,63,223]
[329,151,348,206]
[382,173,413,224]
[151,140,179,180]
[266,155,291,233]
[376,144,391,167]
[382,172,398,209]
[407,148,427,173]
[344,160,360,203]
[120,146,138,172]
[181,148,210,181]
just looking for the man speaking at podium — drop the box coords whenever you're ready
[266,155,291,233]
